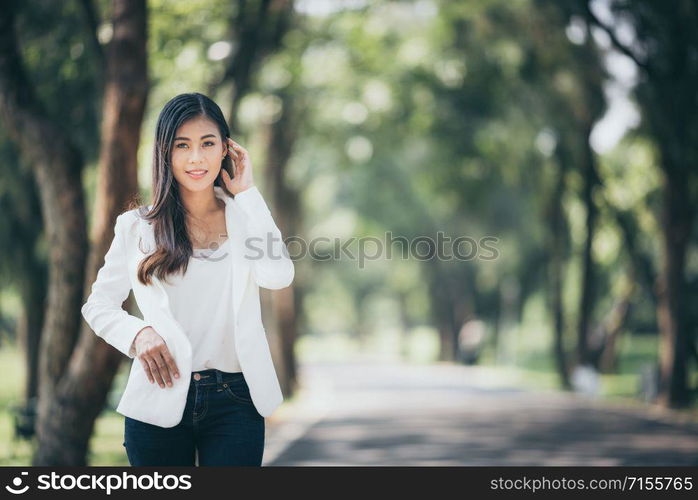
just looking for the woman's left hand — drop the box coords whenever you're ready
[221,137,255,195]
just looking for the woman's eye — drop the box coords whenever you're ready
[174,141,214,149]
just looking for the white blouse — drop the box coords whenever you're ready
[160,238,242,373]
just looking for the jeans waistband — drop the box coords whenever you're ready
[190,369,244,386]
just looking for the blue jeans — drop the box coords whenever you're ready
[123,369,265,466]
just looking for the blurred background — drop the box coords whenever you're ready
[0,0,697,465]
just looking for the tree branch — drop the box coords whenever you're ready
[582,2,649,73]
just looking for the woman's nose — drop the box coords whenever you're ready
[189,148,204,162]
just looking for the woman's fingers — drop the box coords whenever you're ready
[228,139,249,158]
[145,355,164,387]
[160,347,180,381]
[234,157,243,179]
[145,355,165,388]
[222,169,236,193]
[227,138,239,158]
[154,353,172,387]
[140,353,178,389]
[223,138,254,194]
[220,168,231,185]
[134,328,179,389]
[140,358,154,384]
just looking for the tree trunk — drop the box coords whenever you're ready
[397,291,414,360]
[0,0,89,461]
[575,125,599,367]
[0,179,48,410]
[655,173,692,408]
[427,266,459,362]
[31,0,149,464]
[19,277,46,405]
[607,207,657,304]
[262,87,301,396]
[595,272,635,373]
[549,147,571,390]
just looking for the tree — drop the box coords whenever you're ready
[40,0,147,465]
[574,0,698,408]
[0,0,89,461]
[0,0,149,464]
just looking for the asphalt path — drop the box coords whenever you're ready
[263,361,698,466]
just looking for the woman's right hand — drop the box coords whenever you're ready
[133,327,180,388]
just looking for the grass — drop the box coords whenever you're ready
[0,344,131,466]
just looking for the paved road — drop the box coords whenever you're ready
[263,361,698,466]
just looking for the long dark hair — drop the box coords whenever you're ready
[133,92,234,286]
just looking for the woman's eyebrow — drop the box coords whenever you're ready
[173,134,217,141]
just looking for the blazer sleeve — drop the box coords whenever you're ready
[81,213,150,358]
[234,185,295,290]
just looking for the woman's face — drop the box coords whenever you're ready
[170,116,226,193]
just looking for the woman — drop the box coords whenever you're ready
[81,92,294,466]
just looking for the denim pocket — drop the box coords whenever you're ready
[221,380,253,404]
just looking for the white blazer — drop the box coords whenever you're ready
[81,185,294,428]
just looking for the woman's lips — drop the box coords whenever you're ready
[186,170,207,179]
